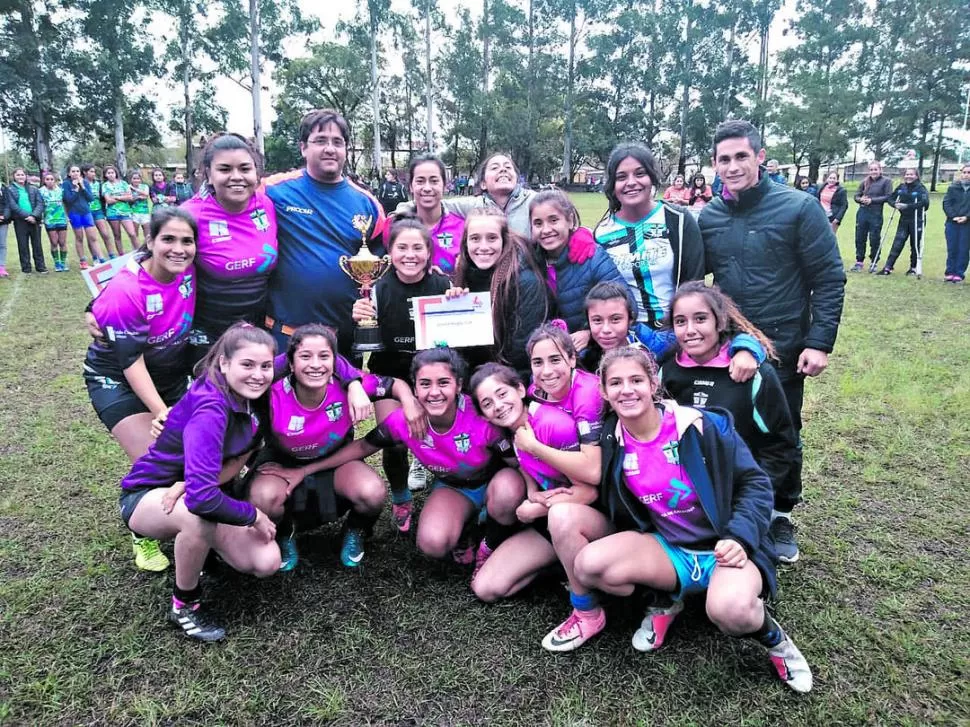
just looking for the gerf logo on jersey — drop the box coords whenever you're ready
[251,207,270,231]
[325,402,343,423]
[145,293,164,319]
[257,243,277,273]
[437,232,454,249]
[454,433,471,454]
[179,274,193,300]
[662,440,680,466]
[287,415,305,434]
[209,220,230,240]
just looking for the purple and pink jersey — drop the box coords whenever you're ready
[366,394,513,487]
[529,369,603,445]
[85,258,195,386]
[269,372,392,460]
[515,401,580,490]
[428,212,465,276]
[181,189,278,338]
[620,408,718,547]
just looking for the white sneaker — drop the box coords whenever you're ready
[407,459,429,491]
[768,636,814,693]
[632,599,683,652]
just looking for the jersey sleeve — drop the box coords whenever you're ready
[573,394,604,446]
[364,414,404,448]
[360,372,395,399]
[94,279,151,371]
[334,354,363,383]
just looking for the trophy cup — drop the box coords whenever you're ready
[339,214,391,353]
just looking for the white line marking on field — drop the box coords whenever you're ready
[0,274,24,329]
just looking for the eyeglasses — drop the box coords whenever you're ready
[306,136,346,149]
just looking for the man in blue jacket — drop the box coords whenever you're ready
[698,120,846,564]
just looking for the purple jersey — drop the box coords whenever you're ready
[366,394,512,487]
[529,369,603,445]
[428,212,465,276]
[85,258,194,385]
[269,372,392,460]
[181,189,278,338]
[121,376,261,526]
[620,408,718,547]
[516,401,580,490]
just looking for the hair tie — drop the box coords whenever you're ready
[549,319,568,333]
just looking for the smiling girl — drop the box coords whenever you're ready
[39,172,69,271]
[82,164,114,260]
[540,346,813,693]
[119,322,281,642]
[102,164,139,253]
[62,164,104,270]
[405,154,465,276]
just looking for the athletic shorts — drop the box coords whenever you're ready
[432,479,489,514]
[85,373,188,431]
[653,533,718,601]
[91,209,105,221]
[106,212,130,221]
[131,212,150,225]
[69,211,94,229]
[119,485,156,529]
[45,224,67,232]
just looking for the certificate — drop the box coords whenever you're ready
[81,252,135,297]
[412,292,494,350]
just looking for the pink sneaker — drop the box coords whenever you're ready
[471,540,493,581]
[391,501,412,533]
[0,266,8,278]
[452,537,475,565]
[541,607,606,652]
[632,599,684,652]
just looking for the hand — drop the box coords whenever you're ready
[955,216,968,224]
[570,330,591,352]
[728,350,758,383]
[567,232,596,264]
[894,202,905,210]
[516,500,549,523]
[161,481,186,513]
[401,395,428,440]
[149,407,170,439]
[257,462,305,494]
[430,265,447,277]
[714,538,747,568]
[250,508,277,543]
[796,347,829,377]
[351,297,376,323]
[861,196,871,205]
[444,286,469,300]
[831,220,840,231]
[25,215,36,224]
[84,311,105,340]
[346,381,374,424]
[513,422,540,456]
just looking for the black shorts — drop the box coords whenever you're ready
[85,374,188,431]
[119,485,156,529]
[242,448,351,529]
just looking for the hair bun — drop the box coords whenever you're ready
[549,319,568,333]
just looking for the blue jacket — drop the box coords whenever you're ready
[538,228,624,332]
[598,404,778,596]
[62,179,94,216]
[889,181,929,218]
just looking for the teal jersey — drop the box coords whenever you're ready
[39,186,67,226]
[131,183,150,214]
[89,180,103,212]
[103,180,132,217]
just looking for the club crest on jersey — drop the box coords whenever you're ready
[251,207,270,231]
[437,232,453,248]
[209,220,230,240]
[145,293,163,318]
[692,391,709,407]
[325,402,343,423]
[178,274,193,299]
[453,433,471,454]
[662,440,680,466]
[623,452,640,475]
[287,415,305,433]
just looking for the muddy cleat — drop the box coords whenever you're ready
[340,527,365,569]
[132,535,170,572]
[407,459,430,491]
[632,599,684,652]
[169,601,226,642]
[768,636,813,693]
[392,501,413,533]
[541,607,607,652]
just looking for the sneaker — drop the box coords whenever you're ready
[79,259,90,270]
[905,268,917,276]
[277,534,298,572]
[876,267,891,276]
[767,636,814,693]
[407,459,430,491]
[944,274,957,283]
[340,527,365,568]
[541,607,606,652]
[391,501,413,533]
[132,535,170,572]
[850,262,863,272]
[769,517,800,564]
[452,536,475,565]
[38,268,49,274]
[0,266,7,278]
[632,599,684,652]
[53,261,62,272]
[98,257,109,264]
[169,601,226,642]
[471,540,493,581]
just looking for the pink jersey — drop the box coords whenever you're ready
[529,369,603,444]
[620,408,718,547]
[86,257,195,383]
[515,401,580,490]
[366,394,512,487]
[269,373,390,460]
[428,212,465,276]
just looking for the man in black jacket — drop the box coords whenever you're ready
[698,120,846,564]
[377,169,408,215]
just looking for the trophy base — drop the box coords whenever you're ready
[353,325,385,353]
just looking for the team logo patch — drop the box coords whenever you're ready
[666,478,691,508]
[145,293,163,318]
[437,232,453,248]
[325,402,344,423]
[622,452,640,475]
[454,433,471,454]
[251,207,270,231]
[692,391,709,407]
[257,243,277,273]
[176,312,193,339]
[209,220,229,239]
[179,274,193,299]
[421,434,434,448]
[287,415,305,433]
[662,440,680,466]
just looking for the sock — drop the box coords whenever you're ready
[346,509,379,535]
[569,590,599,612]
[484,517,518,551]
[750,605,785,649]
[391,487,412,506]
[383,445,409,492]
[173,585,202,609]
[60,250,67,265]
[771,509,792,522]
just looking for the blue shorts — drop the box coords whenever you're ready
[653,533,718,600]
[432,479,489,515]
[69,211,94,229]
[91,209,105,222]
[106,212,130,221]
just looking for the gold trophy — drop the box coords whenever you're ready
[339,214,391,352]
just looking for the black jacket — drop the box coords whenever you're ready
[889,181,929,218]
[5,183,43,220]
[0,185,10,222]
[699,173,846,366]
[815,184,848,223]
[942,182,970,220]
[853,175,892,212]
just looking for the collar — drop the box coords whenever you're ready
[725,173,772,210]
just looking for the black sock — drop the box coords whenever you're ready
[484,518,519,551]
[346,509,379,535]
[173,584,202,606]
[383,445,409,497]
[750,605,785,648]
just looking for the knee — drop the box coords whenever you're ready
[471,575,502,604]
[357,477,386,512]
[249,481,286,521]
[486,471,524,512]
[547,503,583,542]
[250,545,282,578]
[416,528,453,560]
[706,592,761,635]
[573,546,605,588]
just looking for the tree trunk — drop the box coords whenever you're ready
[478,0,491,167]
[249,0,264,154]
[114,98,128,176]
[20,1,52,171]
[524,0,535,181]
[721,16,736,119]
[677,1,694,176]
[182,20,193,177]
[931,113,946,192]
[917,111,930,176]
[561,0,575,184]
[370,2,382,174]
[425,2,434,153]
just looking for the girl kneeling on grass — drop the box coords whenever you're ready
[247,324,424,571]
[119,323,281,643]
[352,219,451,529]
[85,207,198,573]
[540,346,812,693]
[306,348,524,573]
[469,363,599,602]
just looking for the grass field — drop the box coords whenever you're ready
[0,193,968,726]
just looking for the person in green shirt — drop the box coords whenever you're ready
[128,170,151,244]
[4,167,48,274]
[102,164,138,254]
[83,164,114,260]
[39,172,69,271]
